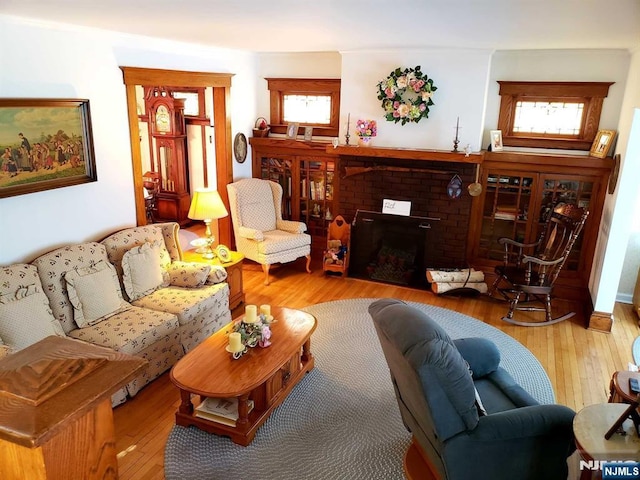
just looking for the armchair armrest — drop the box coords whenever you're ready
[238,226,264,241]
[453,338,500,378]
[469,404,575,442]
[277,219,307,234]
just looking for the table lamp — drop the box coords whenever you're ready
[188,188,229,259]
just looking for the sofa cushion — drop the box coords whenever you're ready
[32,242,120,334]
[121,242,168,301]
[67,305,179,356]
[206,265,228,285]
[168,261,211,288]
[65,260,130,327]
[132,282,229,326]
[0,285,66,350]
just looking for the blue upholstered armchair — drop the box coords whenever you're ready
[369,298,576,480]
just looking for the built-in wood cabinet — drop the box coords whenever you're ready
[250,137,338,248]
[468,151,612,301]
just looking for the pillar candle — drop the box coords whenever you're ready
[229,332,242,351]
[245,304,257,323]
[260,304,271,316]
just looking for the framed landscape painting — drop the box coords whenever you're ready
[0,99,97,198]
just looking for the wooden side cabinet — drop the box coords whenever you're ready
[467,151,612,301]
[0,336,146,480]
[183,250,245,310]
[249,137,339,249]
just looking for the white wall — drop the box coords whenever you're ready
[0,15,257,264]
[339,49,492,152]
[593,48,640,310]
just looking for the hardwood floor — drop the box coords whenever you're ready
[113,254,640,480]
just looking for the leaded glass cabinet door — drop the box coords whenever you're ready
[536,175,595,272]
[258,155,294,220]
[478,170,536,262]
[299,156,335,242]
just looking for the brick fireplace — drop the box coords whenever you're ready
[333,147,479,287]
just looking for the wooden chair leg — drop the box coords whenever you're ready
[305,255,311,273]
[262,264,270,286]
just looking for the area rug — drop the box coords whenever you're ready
[164,298,554,480]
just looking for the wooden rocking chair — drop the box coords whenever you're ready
[488,202,589,326]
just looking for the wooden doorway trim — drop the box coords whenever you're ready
[120,66,234,247]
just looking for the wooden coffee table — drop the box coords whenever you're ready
[170,306,316,446]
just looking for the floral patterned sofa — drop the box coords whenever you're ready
[0,223,231,406]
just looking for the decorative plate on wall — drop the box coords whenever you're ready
[233,133,247,163]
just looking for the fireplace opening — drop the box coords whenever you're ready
[349,210,439,289]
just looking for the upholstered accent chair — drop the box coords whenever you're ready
[369,298,576,480]
[227,178,311,285]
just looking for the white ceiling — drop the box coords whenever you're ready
[2,0,639,53]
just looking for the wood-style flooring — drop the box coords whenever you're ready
[113,253,640,480]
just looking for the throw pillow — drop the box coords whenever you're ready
[168,261,212,288]
[0,284,66,350]
[65,260,130,328]
[206,265,228,285]
[122,242,166,301]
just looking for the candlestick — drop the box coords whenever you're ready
[345,113,351,145]
[245,304,257,323]
[260,304,271,316]
[228,332,243,352]
[452,117,460,153]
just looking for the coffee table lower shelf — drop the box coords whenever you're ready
[175,350,314,446]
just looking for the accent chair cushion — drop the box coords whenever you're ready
[121,242,167,301]
[0,285,66,350]
[65,260,130,327]
[206,265,228,285]
[234,179,277,232]
[168,261,211,288]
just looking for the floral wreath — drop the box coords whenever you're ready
[377,66,437,125]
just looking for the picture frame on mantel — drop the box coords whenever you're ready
[0,98,97,198]
[285,123,299,139]
[590,129,616,158]
[490,130,503,151]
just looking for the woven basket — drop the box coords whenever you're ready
[253,117,270,137]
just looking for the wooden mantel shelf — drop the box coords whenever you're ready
[327,145,484,164]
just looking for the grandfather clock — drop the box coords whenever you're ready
[145,86,191,225]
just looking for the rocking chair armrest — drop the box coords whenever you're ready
[522,255,565,267]
[497,237,540,250]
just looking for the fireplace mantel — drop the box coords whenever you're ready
[326,145,483,164]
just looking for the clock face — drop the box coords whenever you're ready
[155,105,171,133]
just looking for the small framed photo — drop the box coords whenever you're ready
[216,244,232,263]
[490,130,503,151]
[590,129,616,158]
[285,122,299,139]
[304,126,313,141]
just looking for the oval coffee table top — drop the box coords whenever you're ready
[170,306,316,397]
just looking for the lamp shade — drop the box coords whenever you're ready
[188,189,228,221]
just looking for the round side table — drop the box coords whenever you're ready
[573,403,640,480]
[609,371,640,404]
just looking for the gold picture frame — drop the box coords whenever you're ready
[216,244,232,263]
[590,129,616,158]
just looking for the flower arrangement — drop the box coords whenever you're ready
[230,314,272,350]
[377,66,437,125]
[356,119,377,138]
